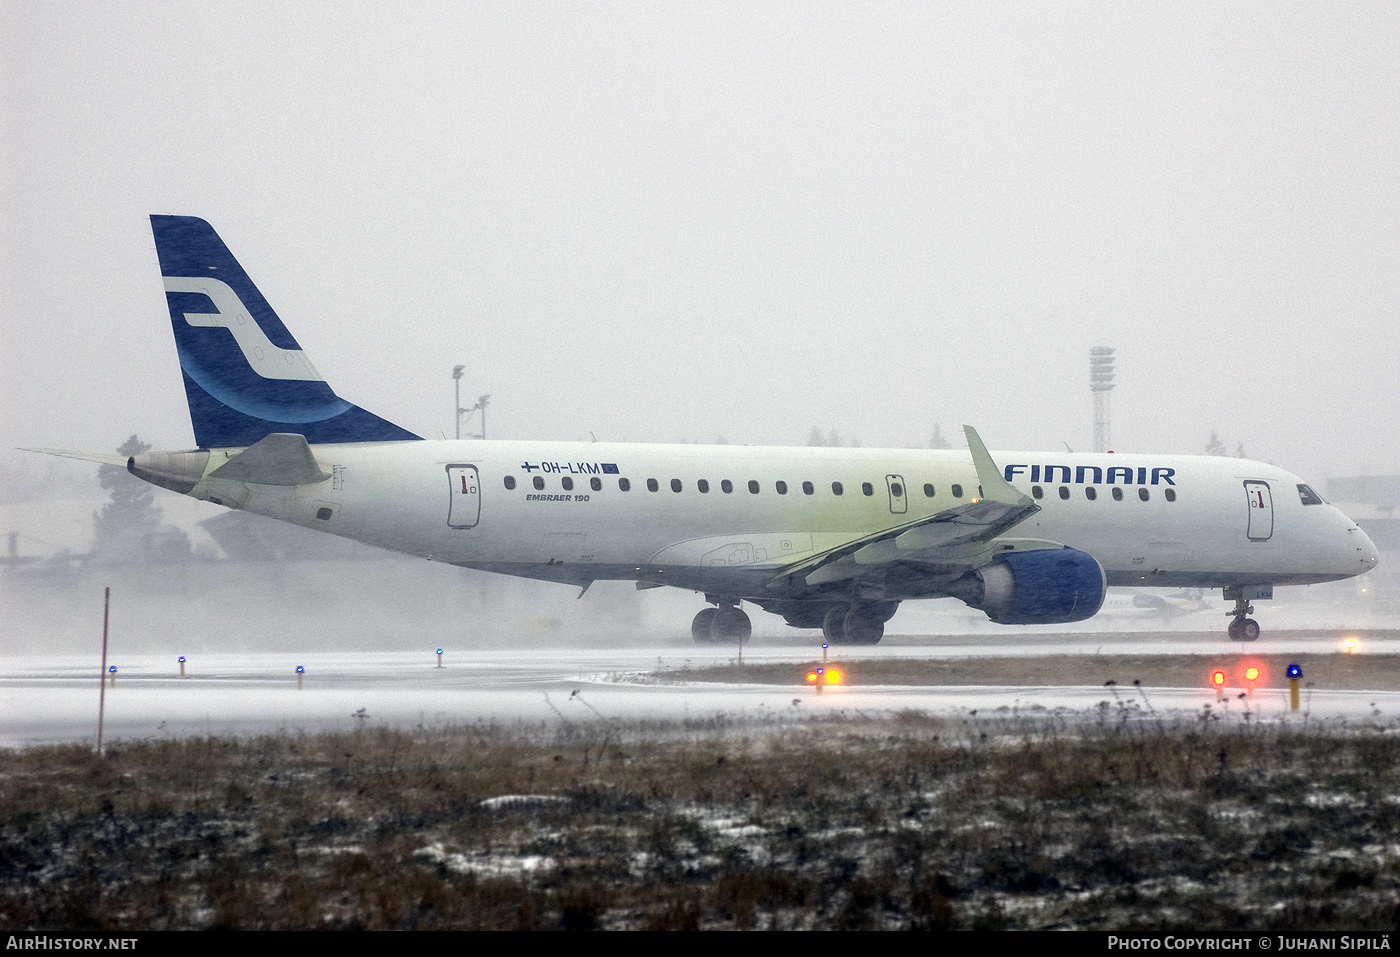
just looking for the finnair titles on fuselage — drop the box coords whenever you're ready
[1004,464,1178,489]
[33,217,1379,645]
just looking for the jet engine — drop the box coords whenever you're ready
[944,548,1106,625]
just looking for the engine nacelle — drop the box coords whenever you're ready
[945,548,1106,625]
[128,449,211,495]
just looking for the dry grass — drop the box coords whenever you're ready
[4,712,1400,930]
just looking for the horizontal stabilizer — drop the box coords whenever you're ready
[209,433,330,486]
[22,448,129,467]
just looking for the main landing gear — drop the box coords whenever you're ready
[692,603,752,644]
[1224,586,1261,642]
[821,601,899,646]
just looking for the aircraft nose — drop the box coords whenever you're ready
[1350,525,1380,572]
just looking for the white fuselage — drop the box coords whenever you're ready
[185,440,1378,604]
[110,215,1381,639]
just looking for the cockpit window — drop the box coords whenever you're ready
[1297,484,1324,506]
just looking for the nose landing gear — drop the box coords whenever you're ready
[1224,586,1263,641]
[1227,616,1260,641]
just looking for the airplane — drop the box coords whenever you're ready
[33,216,1380,645]
[1094,590,1210,625]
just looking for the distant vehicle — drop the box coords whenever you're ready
[33,217,1380,644]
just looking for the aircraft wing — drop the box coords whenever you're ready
[769,498,1043,588]
[767,426,1045,589]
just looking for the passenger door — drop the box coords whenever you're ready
[1244,480,1273,542]
[448,465,480,529]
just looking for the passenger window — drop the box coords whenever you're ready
[776,481,788,495]
[619,477,631,492]
[1138,488,1150,502]
[1112,487,1123,501]
[923,484,935,498]
[504,476,516,490]
[1058,486,1069,500]
[1298,484,1323,506]
[951,484,963,498]
[671,478,683,493]
[1085,487,1096,501]
[698,479,710,493]
[1032,485,1043,499]
[562,477,574,491]
[1165,488,1176,502]
[721,480,733,494]
[803,481,814,495]
[533,476,545,491]
[832,482,844,496]
[890,482,903,497]
[590,477,601,491]
[862,482,874,496]
[748,480,760,494]
[647,478,659,492]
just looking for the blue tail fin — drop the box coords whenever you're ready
[151,215,421,448]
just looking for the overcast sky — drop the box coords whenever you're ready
[3,2,1397,486]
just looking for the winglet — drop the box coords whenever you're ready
[963,426,1035,507]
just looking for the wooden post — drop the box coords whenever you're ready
[97,587,110,755]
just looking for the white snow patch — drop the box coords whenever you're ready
[478,794,571,810]
[413,842,557,877]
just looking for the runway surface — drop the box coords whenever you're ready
[4,630,1397,748]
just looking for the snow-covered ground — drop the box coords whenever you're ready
[5,633,1398,748]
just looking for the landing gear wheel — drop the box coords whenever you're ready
[712,607,752,643]
[822,605,849,644]
[691,607,719,643]
[1223,587,1262,643]
[843,607,885,645]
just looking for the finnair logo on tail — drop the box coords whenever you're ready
[163,277,323,382]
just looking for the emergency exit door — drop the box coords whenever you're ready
[886,474,908,515]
